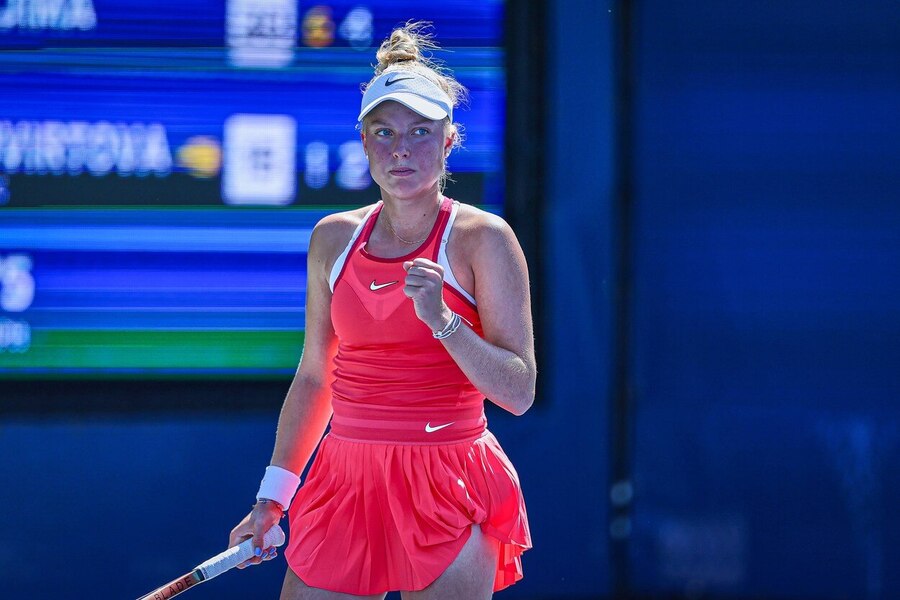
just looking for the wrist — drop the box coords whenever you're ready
[256,465,301,511]
[432,310,462,340]
[254,497,285,514]
[428,306,453,332]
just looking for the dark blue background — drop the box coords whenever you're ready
[629,1,900,598]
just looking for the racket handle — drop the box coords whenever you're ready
[196,524,286,581]
[137,571,202,600]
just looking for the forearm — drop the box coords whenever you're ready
[438,318,535,415]
[269,373,334,475]
[235,374,331,551]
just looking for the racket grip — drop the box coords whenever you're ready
[196,524,286,581]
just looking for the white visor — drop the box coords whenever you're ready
[358,71,453,123]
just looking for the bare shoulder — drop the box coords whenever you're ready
[446,202,527,300]
[311,204,372,245]
[309,205,372,274]
[309,205,375,272]
[451,202,522,258]
[452,203,515,242]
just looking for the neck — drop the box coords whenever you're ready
[379,193,443,246]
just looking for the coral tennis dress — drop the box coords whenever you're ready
[283,197,531,594]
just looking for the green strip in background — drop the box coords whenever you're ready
[0,329,305,371]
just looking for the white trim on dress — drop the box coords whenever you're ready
[328,203,381,292]
[439,201,477,306]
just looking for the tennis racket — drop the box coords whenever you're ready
[136,524,286,600]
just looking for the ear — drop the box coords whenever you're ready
[360,131,368,156]
[444,132,455,157]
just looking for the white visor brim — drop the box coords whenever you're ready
[358,92,450,122]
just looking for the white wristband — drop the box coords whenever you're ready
[256,465,301,511]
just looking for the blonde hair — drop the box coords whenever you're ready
[362,22,467,190]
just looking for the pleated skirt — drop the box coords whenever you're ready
[283,430,531,595]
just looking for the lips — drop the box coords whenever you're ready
[389,167,415,176]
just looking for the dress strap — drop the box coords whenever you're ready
[436,200,476,306]
[426,196,454,262]
[328,202,382,292]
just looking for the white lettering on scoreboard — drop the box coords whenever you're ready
[0,120,172,176]
[227,0,297,68]
[0,254,33,354]
[0,318,30,353]
[0,254,35,313]
[0,0,97,31]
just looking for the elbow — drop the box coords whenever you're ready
[508,370,536,416]
[490,364,536,416]
[505,387,535,416]
[488,388,533,416]
[510,397,533,416]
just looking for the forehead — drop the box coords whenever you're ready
[365,101,442,127]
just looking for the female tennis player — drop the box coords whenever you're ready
[228,22,535,599]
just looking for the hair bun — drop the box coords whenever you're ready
[375,22,438,74]
[375,29,419,70]
[365,21,467,115]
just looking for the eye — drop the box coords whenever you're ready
[413,127,430,136]
[374,128,392,137]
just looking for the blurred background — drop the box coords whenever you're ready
[2,0,899,598]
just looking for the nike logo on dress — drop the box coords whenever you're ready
[369,280,399,291]
[385,76,414,86]
[425,422,455,433]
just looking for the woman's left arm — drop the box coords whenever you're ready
[402,214,536,416]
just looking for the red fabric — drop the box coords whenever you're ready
[330,401,488,445]
[284,197,531,593]
[285,432,530,594]
[329,197,484,411]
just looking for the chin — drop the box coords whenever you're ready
[383,181,434,199]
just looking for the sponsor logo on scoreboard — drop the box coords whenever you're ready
[337,7,373,49]
[176,136,222,179]
[222,114,296,205]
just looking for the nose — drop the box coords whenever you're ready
[392,135,410,159]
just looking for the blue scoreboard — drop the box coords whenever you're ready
[0,0,505,377]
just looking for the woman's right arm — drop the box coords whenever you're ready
[228,217,341,564]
